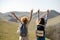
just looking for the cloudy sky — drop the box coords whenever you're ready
[0,0,60,13]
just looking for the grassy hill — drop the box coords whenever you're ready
[0,10,60,40]
[0,19,50,40]
[46,15,60,40]
[47,15,60,26]
[0,19,18,40]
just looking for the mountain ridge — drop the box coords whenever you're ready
[0,10,60,22]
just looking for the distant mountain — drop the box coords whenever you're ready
[0,11,30,22]
[0,10,60,22]
[0,12,3,18]
[48,10,60,19]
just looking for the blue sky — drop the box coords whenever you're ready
[0,0,60,13]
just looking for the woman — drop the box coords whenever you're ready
[11,10,33,40]
[36,10,49,40]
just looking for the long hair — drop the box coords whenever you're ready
[39,18,45,25]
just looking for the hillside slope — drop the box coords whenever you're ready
[46,15,60,40]
[0,19,50,40]
[47,15,60,26]
[0,19,18,40]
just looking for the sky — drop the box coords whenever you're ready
[0,0,60,13]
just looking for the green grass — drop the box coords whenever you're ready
[0,19,50,40]
[0,19,18,40]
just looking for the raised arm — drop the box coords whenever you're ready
[45,10,49,23]
[35,9,41,25]
[46,9,49,19]
[28,10,33,22]
[37,9,40,20]
[11,12,21,22]
[46,9,49,15]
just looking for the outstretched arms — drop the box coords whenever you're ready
[11,10,33,23]
[36,9,49,25]
[11,12,21,22]
[28,10,33,22]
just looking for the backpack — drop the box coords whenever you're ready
[36,25,45,38]
[20,23,27,37]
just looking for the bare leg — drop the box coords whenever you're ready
[19,36,22,40]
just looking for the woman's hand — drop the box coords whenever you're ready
[37,9,40,14]
[47,10,49,15]
[11,12,15,16]
[31,9,33,14]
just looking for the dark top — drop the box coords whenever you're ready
[37,25,45,31]
[36,25,45,38]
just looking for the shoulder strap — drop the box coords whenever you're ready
[21,23,27,28]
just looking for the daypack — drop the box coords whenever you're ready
[20,23,27,37]
[36,25,45,38]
